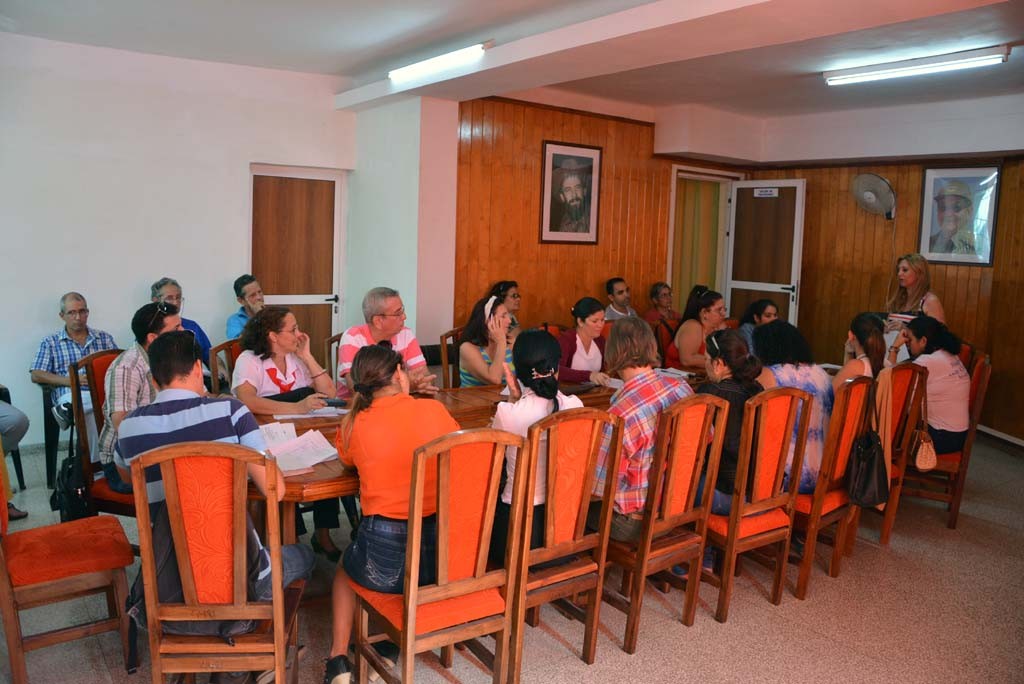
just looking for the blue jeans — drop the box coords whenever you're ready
[253,544,315,601]
[695,472,733,516]
[102,461,133,494]
[343,514,437,593]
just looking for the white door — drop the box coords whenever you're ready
[724,179,806,325]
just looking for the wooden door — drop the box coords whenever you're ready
[251,174,339,368]
[725,180,806,324]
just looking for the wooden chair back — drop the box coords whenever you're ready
[957,342,974,373]
[69,348,122,479]
[723,318,740,330]
[209,338,242,395]
[537,323,564,339]
[730,387,812,523]
[130,442,296,683]
[439,327,464,390]
[600,321,613,339]
[813,376,872,498]
[521,407,623,565]
[409,428,527,615]
[888,361,927,467]
[644,394,729,540]
[324,332,344,384]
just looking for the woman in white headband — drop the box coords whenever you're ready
[458,294,514,387]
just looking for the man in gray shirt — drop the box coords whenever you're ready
[604,277,637,320]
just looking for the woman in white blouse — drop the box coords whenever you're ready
[488,330,583,564]
[558,297,612,386]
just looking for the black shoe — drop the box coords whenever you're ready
[51,402,72,430]
[323,654,351,684]
[312,536,342,564]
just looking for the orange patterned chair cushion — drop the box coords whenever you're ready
[550,420,594,545]
[175,457,235,604]
[795,489,848,516]
[349,581,506,635]
[91,478,136,507]
[707,508,790,539]
[3,515,133,587]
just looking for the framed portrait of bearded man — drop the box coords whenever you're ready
[540,141,601,244]
[919,166,999,266]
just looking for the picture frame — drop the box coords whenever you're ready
[539,141,601,244]
[919,166,1000,266]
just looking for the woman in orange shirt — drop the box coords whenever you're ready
[324,344,460,684]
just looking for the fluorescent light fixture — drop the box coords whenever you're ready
[824,46,1009,86]
[388,42,491,83]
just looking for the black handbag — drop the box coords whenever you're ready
[48,414,92,522]
[846,383,890,508]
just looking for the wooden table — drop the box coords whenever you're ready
[257,383,618,542]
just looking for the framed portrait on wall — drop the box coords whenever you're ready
[539,141,601,244]
[919,166,999,266]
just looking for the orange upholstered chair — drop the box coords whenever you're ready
[69,348,137,518]
[536,323,565,339]
[0,445,134,684]
[792,376,871,599]
[507,407,623,677]
[854,361,927,549]
[703,386,811,623]
[350,428,526,683]
[600,321,614,339]
[209,337,242,395]
[723,318,740,330]
[902,354,992,529]
[603,394,728,651]
[649,317,681,370]
[439,327,464,390]
[131,442,304,684]
[957,342,974,373]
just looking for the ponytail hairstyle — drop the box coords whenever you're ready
[682,284,723,323]
[511,330,562,414]
[706,329,762,394]
[849,312,886,376]
[339,344,404,449]
[905,315,962,356]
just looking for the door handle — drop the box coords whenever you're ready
[324,295,339,303]
[780,285,796,293]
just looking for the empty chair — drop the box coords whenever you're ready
[208,337,242,395]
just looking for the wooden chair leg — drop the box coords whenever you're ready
[355,603,370,684]
[619,568,632,596]
[111,569,134,672]
[880,479,903,546]
[400,651,415,683]
[770,537,788,606]
[715,549,737,623]
[622,561,647,654]
[525,605,540,627]
[795,526,818,600]
[581,585,600,664]
[844,506,860,556]
[682,555,701,627]
[492,628,510,684]
[948,470,967,529]
[1,594,28,684]
[440,643,455,668]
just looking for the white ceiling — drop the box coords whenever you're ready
[0,0,653,78]
[552,2,1024,116]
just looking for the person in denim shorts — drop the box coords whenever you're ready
[323,344,460,684]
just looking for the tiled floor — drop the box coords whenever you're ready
[2,434,1023,683]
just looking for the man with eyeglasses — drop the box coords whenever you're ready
[336,287,437,400]
[604,277,637,321]
[151,277,212,368]
[30,292,118,448]
[95,302,184,492]
[227,274,265,339]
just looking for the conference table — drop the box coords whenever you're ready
[259,383,618,543]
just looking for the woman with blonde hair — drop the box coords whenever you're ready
[885,253,945,329]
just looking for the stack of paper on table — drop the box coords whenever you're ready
[259,422,338,475]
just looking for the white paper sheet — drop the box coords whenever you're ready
[259,421,297,447]
[266,429,338,474]
[272,406,348,420]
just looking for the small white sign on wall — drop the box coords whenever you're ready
[753,187,779,198]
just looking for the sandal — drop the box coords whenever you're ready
[7,503,28,520]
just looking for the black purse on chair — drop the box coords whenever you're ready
[846,383,889,508]
[49,412,92,522]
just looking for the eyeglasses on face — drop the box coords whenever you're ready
[63,308,89,318]
[376,308,405,318]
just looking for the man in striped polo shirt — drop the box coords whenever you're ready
[116,331,313,683]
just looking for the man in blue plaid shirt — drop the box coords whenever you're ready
[30,292,118,451]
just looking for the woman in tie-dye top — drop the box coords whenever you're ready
[753,320,834,494]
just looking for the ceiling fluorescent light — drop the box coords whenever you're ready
[824,46,1009,86]
[388,42,491,83]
